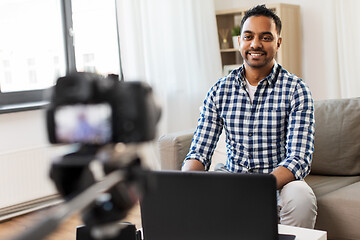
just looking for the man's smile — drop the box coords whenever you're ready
[247,51,266,57]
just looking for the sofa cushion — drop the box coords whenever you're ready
[158,129,194,170]
[305,175,360,198]
[311,98,360,175]
[315,181,360,240]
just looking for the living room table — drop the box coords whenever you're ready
[278,224,327,240]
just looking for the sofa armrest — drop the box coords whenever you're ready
[158,129,194,170]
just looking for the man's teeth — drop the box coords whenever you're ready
[249,53,263,56]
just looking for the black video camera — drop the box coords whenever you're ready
[46,72,161,145]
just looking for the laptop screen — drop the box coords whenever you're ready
[140,171,279,240]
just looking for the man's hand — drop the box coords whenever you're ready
[271,166,296,189]
[181,159,205,171]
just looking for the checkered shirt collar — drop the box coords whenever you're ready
[237,61,280,87]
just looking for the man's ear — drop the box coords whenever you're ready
[277,37,282,49]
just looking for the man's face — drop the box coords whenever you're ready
[239,16,282,70]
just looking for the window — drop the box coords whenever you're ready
[0,0,121,113]
[71,0,120,75]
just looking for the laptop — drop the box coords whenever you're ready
[140,170,295,240]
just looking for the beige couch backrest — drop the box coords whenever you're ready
[311,98,360,175]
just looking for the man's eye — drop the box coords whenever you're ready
[243,35,252,40]
[262,36,273,41]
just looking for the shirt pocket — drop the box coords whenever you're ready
[260,103,287,141]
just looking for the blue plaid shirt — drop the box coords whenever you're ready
[185,63,315,180]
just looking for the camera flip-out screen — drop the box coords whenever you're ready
[54,103,112,144]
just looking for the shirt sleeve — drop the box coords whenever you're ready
[184,83,223,170]
[278,80,315,180]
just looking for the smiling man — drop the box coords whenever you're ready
[182,5,317,228]
[240,14,281,76]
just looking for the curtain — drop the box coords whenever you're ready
[116,0,222,168]
[323,0,360,99]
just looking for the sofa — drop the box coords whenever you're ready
[158,97,360,240]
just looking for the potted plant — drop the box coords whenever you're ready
[232,25,241,49]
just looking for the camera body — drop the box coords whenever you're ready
[47,72,160,145]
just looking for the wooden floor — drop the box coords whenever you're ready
[0,203,142,240]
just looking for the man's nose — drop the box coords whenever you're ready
[250,37,262,49]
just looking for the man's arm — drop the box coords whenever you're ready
[271,166,295,189]
[183,81,224,171]
[277,81,315,182]
[181,159,205,171]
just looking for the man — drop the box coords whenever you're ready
[182,5,317,228]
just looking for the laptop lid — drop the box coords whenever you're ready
[140,170,281,240]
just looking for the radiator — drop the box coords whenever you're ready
[0,145,70,216]
[0,143,160,220]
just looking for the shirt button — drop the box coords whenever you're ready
[248,133,252,137]
[249,154,252,158]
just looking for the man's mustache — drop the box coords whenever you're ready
[246,48,266,54]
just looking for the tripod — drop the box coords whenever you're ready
[12,144,148,240]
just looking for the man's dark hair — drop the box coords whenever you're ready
[240,5,282,35]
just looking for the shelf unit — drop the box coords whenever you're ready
[216,4,302,77]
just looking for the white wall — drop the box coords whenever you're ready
[0,110,60,208]
[214,0,331,101]
[0,110,49,152]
